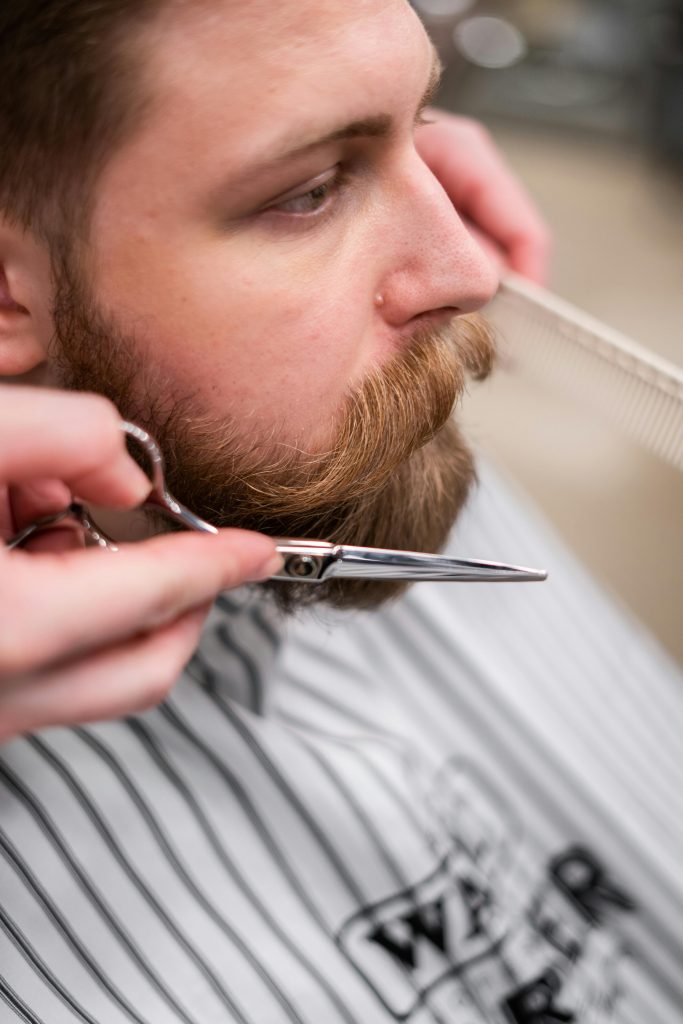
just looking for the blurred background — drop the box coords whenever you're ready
[414,0,683,663]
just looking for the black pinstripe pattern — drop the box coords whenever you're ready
[125,716,360,1024]
[0,825,146,1024]
[207,640,456,1024]
[0,903,100,1024]
[198,629,483,1024]
[288,733,410,886]
[275,712,432,844]
[216,593,282,650]
[0,975,43,1024]
[293,742,457,1024]
[250,605,282,650]
[28,737,250,1024]
[160,700,384,1022]
[214,626,265,714]
[202,691,371,904]
[196,688,471,1023]
[277,675,395,738]
[75,726,306,1024]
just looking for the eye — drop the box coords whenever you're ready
[268,167,343,217]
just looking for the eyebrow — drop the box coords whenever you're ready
[311,44,444,150]
[225,43,444,191]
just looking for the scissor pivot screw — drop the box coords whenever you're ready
[285,555,317,578]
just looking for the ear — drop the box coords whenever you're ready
[0,223,53,377]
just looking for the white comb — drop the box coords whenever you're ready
[486,274,683,473]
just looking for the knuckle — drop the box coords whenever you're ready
[146,575,189,630]
[146,538,225,615]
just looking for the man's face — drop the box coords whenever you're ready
[51,0,498,610]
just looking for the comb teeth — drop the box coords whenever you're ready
[487,274,683,473]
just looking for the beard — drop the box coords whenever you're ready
[51,260,495,613]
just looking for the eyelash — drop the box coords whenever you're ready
[264,108,432,223]
[268,166,348,219]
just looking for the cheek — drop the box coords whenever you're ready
[209,285,366,444]
[108,242,370,444]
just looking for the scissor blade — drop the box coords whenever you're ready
[270,540,547,583]
[322,545,547,582]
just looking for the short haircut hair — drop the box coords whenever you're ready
[0,1,165,251]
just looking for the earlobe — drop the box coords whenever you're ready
[0,256,51,377]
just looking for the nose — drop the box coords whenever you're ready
[376,151,499,326]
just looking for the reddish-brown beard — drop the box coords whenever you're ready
[52,265,495,612]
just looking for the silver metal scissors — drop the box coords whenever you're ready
[6,421,548,584]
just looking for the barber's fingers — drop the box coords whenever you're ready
[505,236,551,286]
[0,605,208,741]
[0,529,282,681]
[0,385,152,507]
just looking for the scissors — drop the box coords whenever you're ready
[6,422,548,584]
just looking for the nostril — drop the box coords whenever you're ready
[410,306,461,329]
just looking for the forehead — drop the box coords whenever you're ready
[88,0,432,249]
[133,0,428,161]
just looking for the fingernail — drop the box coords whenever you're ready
[246,551,284,582]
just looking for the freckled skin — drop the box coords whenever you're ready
[52,0,498,450]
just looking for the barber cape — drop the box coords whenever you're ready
[1,460,681,1024]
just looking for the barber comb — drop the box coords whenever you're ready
[488,273,683,473]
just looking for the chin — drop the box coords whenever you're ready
[258,419,477,615]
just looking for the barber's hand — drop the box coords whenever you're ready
[416,109,551,285]
[0,386,281,741]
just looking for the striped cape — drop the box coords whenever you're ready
[1,460,681,1023]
